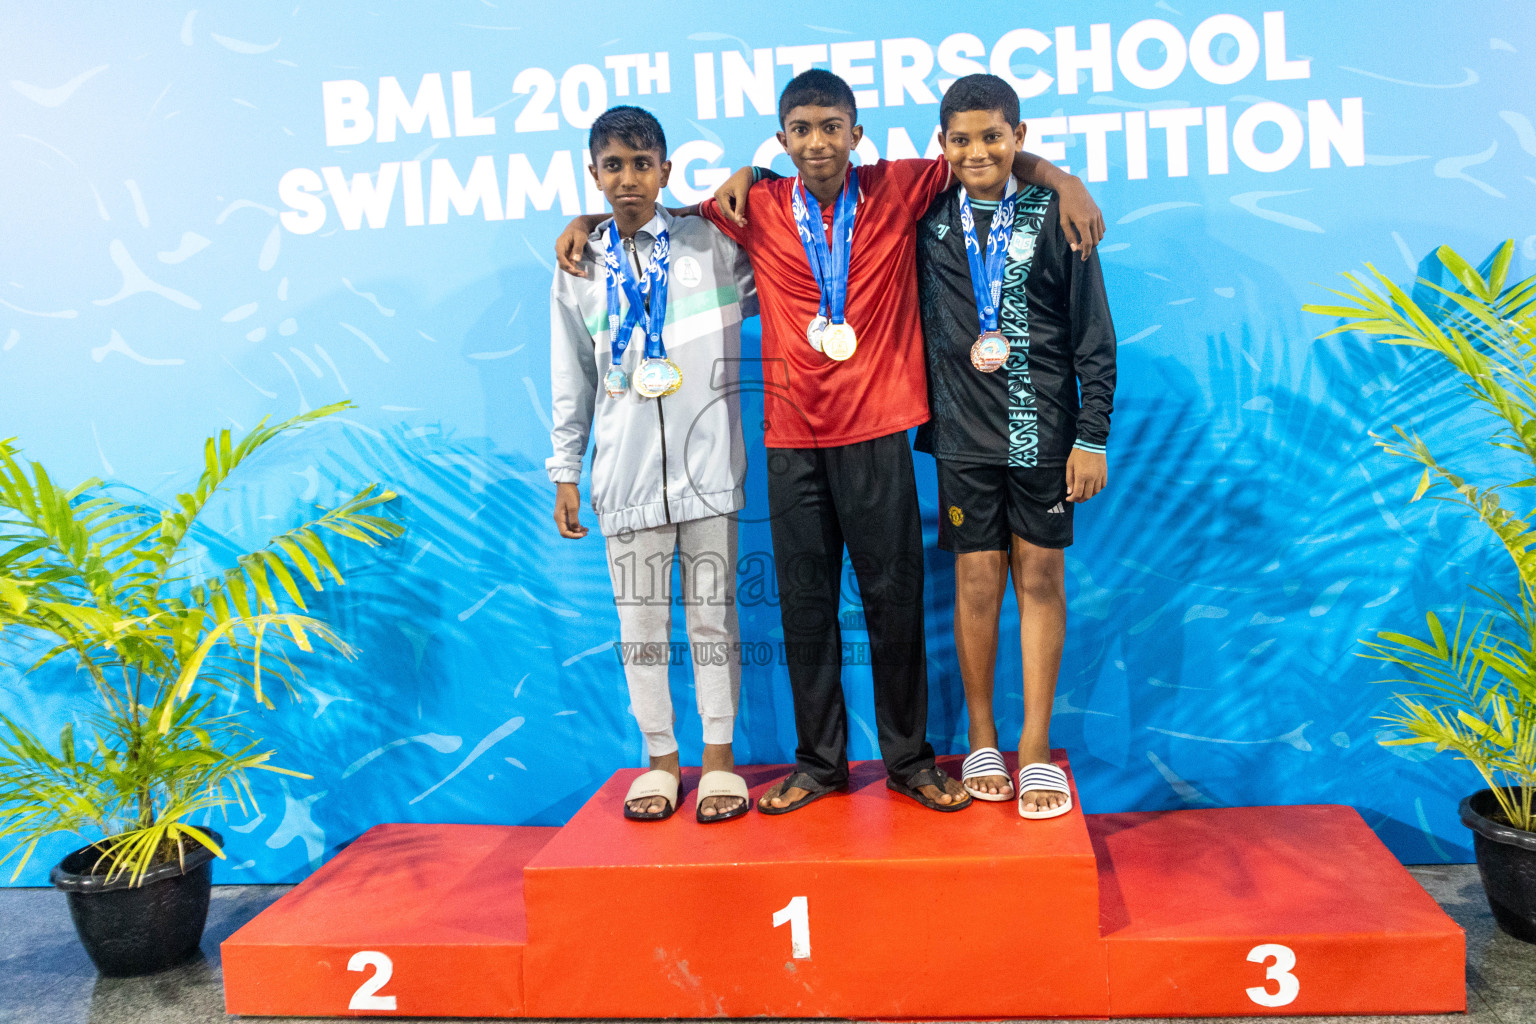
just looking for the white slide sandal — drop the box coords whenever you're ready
[623,768,679,821]
[695,770,750,823]
[1017,762,1073,819]
[961,747,1015,801]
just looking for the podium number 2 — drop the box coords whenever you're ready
[773,896,811,959]
[348,951,398,1011]
[1245,944,1299,1007]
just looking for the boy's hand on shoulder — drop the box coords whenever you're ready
[1065,448,1107,503]
[1058,178,1105,262]
[713,166,756,227]
[555,214,606,278]
[554,482,588,538]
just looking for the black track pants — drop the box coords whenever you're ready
[766,429,936,786]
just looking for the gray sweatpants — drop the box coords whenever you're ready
[605,514,740,757]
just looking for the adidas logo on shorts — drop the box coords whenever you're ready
[1047,501,1066,513]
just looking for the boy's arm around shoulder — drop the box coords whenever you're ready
[555,203,719,276]
[555,215,606,278]
[710,164,790,230]
[862,155,955,223]
[1011,150,1106,261]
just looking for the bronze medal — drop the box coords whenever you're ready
[971,330,1009,373]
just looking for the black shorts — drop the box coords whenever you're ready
[935,460,1073,552]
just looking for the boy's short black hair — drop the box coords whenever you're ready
[939,74,1021,132]
[588,105,666,158]
[777,69,858,127]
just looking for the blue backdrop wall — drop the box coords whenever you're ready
[1,1,1534,882]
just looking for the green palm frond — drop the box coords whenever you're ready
[1309,241,1536,831]
[193,483,404,620]
[0,402,397,884]
[141,403,349,585]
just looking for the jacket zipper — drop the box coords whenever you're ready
[627,236,671,525]
[657,398,671,524]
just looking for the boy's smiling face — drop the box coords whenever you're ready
[589,140,670,225]
[777,104,863,195]
[938,109,1028,201]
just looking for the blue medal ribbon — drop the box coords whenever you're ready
[791,169,858,326]
[602,220,670,366]
[958,180,1018,334]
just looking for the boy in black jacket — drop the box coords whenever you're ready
[913,74,1116,819]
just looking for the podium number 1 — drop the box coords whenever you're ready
[348,951,398,1011]
[773,896,811,959]
[1245,943,1299,1007]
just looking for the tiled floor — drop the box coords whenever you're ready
[0,866,1530,1023]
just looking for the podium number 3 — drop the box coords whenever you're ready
[1245,943,1299,1007]
[773,896,811,959]
[348,950,398,1011]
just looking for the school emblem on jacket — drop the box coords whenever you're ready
[674,256,702,288]
[948,505,964,526]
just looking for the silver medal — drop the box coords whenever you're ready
[604,366,630,397]
[806,315,829,353]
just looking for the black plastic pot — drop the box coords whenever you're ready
[1460,790,1536,943]
[49,829,221,976]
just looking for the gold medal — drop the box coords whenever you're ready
[659,358,683,396]
[634,357,682,398]
[821,322,857,362]
[971,330,1009,373]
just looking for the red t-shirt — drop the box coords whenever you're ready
[701,157,952,449]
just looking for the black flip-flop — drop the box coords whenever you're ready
[756,770,848,816]
[886,766,973,812]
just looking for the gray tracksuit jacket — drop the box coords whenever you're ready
[546,205,756,536]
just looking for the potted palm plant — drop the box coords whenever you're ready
[0,403,402,974]
[1306,240,1536,942]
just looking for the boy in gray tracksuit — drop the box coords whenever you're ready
[547,106,756,824]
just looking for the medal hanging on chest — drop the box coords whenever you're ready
[806,314,828,353]
[603,221,680,399]
[792,169,859,362]
[959,181,1020,373]
[603,365,630,398]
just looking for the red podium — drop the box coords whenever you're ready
[220,824,554,1017]
[221,753,1465,1018]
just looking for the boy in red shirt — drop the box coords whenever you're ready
[557,71,1102,814]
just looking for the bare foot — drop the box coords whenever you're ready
[1019,788,1068,814]
[964,725,1012,798]
[1018,743,1065,814]
[919,776,970,806]
[758,775,812,811]
[625,751,680,818]
[757,770,843,812]
[965,772,1012,797]
[698,742,744,820]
